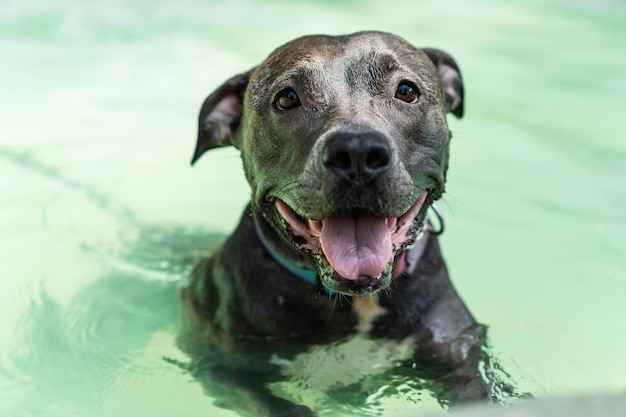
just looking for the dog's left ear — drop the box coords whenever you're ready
[422,48,464,118]
[191,68,255,165]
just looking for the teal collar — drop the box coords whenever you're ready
[254,217,319,285]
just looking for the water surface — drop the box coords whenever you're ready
[1,0,625,415]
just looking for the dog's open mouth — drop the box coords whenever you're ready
[276,191,428,282]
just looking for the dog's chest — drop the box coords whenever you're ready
[266,295,415,409]
[268,331,416,410]
[352,294,387,332]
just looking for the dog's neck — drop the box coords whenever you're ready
[253,216,319,286]
[253,212,432,291]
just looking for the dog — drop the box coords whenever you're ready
[178,31,503,416]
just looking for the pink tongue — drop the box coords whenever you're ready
[319,214,393,280]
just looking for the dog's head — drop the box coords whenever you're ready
[192,31,464,296]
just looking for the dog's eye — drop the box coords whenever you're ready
[274,88,301,111]
[395,83,419,103]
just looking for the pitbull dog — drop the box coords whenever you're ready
[179,31,499,416]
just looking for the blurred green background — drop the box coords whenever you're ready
[1,0,625,416]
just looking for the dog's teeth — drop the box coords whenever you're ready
[308,220,323,236]
[386,218,398,232]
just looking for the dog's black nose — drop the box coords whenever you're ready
[323,132,391,183]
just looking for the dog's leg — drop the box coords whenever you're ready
[178,280,316,417]
[195,363,314,417]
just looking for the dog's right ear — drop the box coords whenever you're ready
[191,69,254,165]
[421,49,464,119]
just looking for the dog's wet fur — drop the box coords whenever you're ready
[178,31,514,416]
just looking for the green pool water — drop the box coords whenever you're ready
[1,0,625,416]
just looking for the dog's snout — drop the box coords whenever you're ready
[322,133,391,183]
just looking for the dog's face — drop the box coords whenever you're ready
[193,31,464,296]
